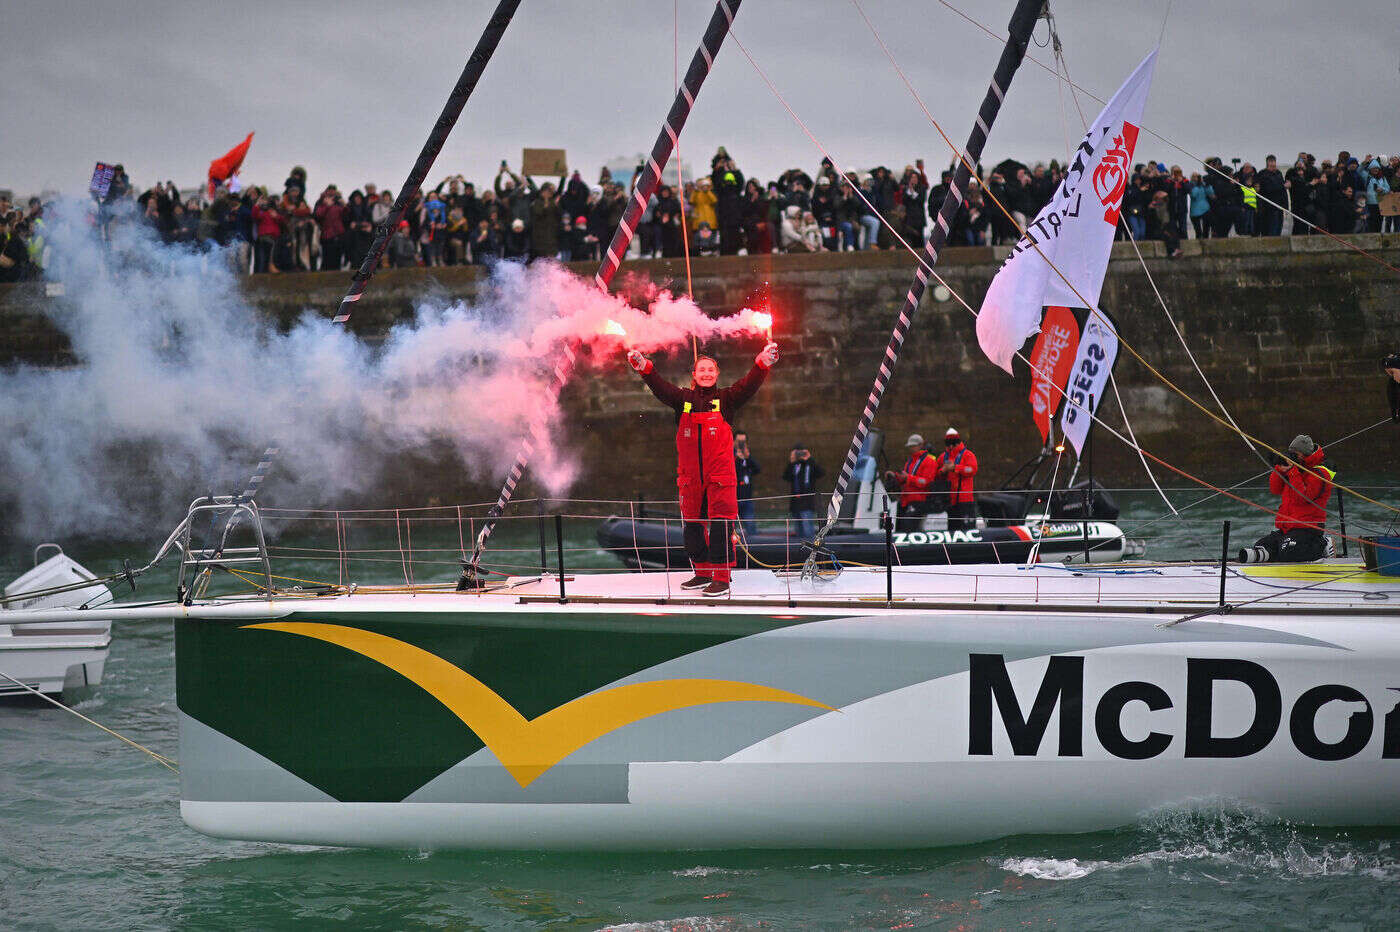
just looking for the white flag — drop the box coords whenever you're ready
[1060,312,1119,456]
[976,50,1157,374]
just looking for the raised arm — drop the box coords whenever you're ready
[629,350,685,410]
[723,342,779,409]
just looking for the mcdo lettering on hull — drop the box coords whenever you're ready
[968,653,1400,762]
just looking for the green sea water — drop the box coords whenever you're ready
[3,484,1400,930]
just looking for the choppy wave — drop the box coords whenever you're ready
[601,918,748,932]
[997,802,1400,883]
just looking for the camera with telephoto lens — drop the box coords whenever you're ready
[1238,546,1270,564]
[1384,352,1400,370]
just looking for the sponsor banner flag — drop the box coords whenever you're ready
[1061,310,1120,456]
[1026,305,1082,444]
[976,50,1157,374]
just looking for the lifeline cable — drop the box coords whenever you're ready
[332,0,522,324]
[805,0,1045,575]
[463,0,743,583]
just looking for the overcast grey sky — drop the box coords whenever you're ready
[3,0,1397,198]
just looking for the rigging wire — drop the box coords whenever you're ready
[842,0,1400,519]
[934,0,1400,280]
[1043,14,1267,471]
[724,26,1395,546]
[674,0,698,362]
[1043,6,1174,512]
[0,669,179,773]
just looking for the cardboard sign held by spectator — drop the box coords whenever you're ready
[1379,193,1400,217]
[89,162,116,199]
[522,148,567,177]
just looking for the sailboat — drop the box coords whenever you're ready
[5,0,1399,850]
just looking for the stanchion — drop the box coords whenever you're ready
[1082,484,1091,564]
[536,500,548,575]
[1219,520,1231,606]
[555,513,568,604]
[882,505,893,605]
[1337,489,1349,557]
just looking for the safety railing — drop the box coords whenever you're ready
[127,481,1398,608]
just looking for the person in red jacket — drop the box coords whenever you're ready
[630,342,780,597]
[1239,434,1335,563]
[933,427,979,531]
[885,433,942,531]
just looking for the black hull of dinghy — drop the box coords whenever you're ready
[596,517,1125,569]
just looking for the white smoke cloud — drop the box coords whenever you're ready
[0,202,765,540]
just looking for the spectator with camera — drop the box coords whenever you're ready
[898,161,929,248]
[782,443,824,540]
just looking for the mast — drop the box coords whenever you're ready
[807,0,1043,566]
[222,0,520,527]
[332,0,523,324]
[461,0,744,585]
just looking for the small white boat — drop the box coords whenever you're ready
[0,546,112,698]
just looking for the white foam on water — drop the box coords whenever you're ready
[671,866,752,878]
[997,802,1400,883]
[998,856,1111,880]
[601,918,740,932]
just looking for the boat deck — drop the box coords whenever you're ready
[6,559,1398,627]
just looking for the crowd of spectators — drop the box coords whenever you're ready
[8,146,1396,279]
[0,195,48,283]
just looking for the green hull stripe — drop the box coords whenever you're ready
[176,611,812,802]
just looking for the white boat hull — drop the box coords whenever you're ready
[0,624,111,698]
[150,562,1400,849]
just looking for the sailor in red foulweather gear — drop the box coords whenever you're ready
[933,427,979,531]
[630,342,779,597]
[885,433,942,532]
[1239,434,1335,563]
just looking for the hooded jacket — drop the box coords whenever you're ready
[1269,447,1334,531]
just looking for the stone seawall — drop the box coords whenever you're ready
[3,234,1397,510]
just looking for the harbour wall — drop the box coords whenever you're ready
[3,234,1397,511]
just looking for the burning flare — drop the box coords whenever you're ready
[601,319,627,337]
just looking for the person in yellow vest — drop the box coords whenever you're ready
[1237,162,1258,235]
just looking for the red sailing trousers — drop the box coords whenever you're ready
[676,409,738,583]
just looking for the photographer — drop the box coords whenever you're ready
[782,443,825,540]
[1238,435,1334,564]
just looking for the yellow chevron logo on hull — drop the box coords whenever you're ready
[245,621,833,787]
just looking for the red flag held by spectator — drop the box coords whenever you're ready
[208,132,254,195]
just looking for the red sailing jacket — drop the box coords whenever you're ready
[896,450,941,505]
[1269,448,1334,531]
[640,362,768,492]
[933,443,978,505]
